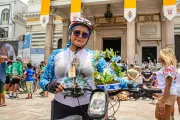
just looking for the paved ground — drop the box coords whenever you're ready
[0,90,180,120]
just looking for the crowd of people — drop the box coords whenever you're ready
[0,17,180,120]
[122,57,180,120]
[0,56,48,106]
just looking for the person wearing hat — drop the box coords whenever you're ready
[40,17,132,120]
[40,17,95,120]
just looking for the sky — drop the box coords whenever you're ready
[20,0,29,4]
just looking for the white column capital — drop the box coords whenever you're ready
[50,7,57,16]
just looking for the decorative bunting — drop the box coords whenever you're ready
[124,0,136,23]
[163,0,177,21]
[70,0,82,21]
[40,0,50,27]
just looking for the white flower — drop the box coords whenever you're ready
[103,68,111,75]
[96,75,101,79]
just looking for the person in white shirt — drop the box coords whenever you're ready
[155,48,177,120]
[171,68,180,119]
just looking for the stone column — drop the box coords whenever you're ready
[62,19,70,48]
[165,19,175,52]
[122,28,127,62]
[87,30,94,49]
[127,21,135,64]
[44,15,53,61]
[93,29,97,50]
[161,21,166,49]
[87,17,96,50]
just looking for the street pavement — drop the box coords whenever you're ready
[0,89,180,120]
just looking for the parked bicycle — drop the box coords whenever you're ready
[18,77,38,93]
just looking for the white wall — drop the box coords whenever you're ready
[14,22,26,38]
[30,54,44,66]
[28,4,40,13]
[14,0,28,15]
[0,0,27,39]
[28,0,41,4]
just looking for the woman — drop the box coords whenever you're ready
[171,67,180,120]
[40,17,95,120]
[155,48,177,120]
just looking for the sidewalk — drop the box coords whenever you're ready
[0,90,179,120]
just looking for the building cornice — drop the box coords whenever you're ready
[0,38,19,41]
[13,13,26,25]
[23,13,40,18]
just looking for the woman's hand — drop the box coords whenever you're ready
[0,56,6,63]
[46,80,65,93]
[158,102,165,114]
[55,84,65,93]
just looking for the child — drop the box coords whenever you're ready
[24,63,35,99]
[152,73,158,88]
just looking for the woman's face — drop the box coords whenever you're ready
[71,25,89,48]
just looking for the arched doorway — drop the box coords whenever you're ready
[175,35,180,62]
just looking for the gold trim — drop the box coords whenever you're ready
[54,16,62,20]
[27,18,40,22]
[177,9,180,13]
[27,16,62,22]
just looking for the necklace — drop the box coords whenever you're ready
[64,48,84,78]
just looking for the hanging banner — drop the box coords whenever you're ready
[0,41,18,61]
[70,0,82,21]
[163,0,177,21]
[18,34,31,61]
[40,0,50,27]
[124,0,136,23]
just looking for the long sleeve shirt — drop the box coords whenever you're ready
[40,47,96,107]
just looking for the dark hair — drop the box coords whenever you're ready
[130,64,134,68]
[27,63,32,68]
[145,66,149,69]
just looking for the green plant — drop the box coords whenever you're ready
[93,49,124,85]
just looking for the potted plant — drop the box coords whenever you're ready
[92,49,126,91]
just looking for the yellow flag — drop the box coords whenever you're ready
[163,0,177,21]
[163,0,176,6]
[124,0,136,8]
[70,0,82,21]
[40,0,50,15]
[124,0,136,23]
[40,0,51,27]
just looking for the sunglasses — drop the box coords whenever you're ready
[73,30,89,39]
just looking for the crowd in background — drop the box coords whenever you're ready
[0,56,48,107]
